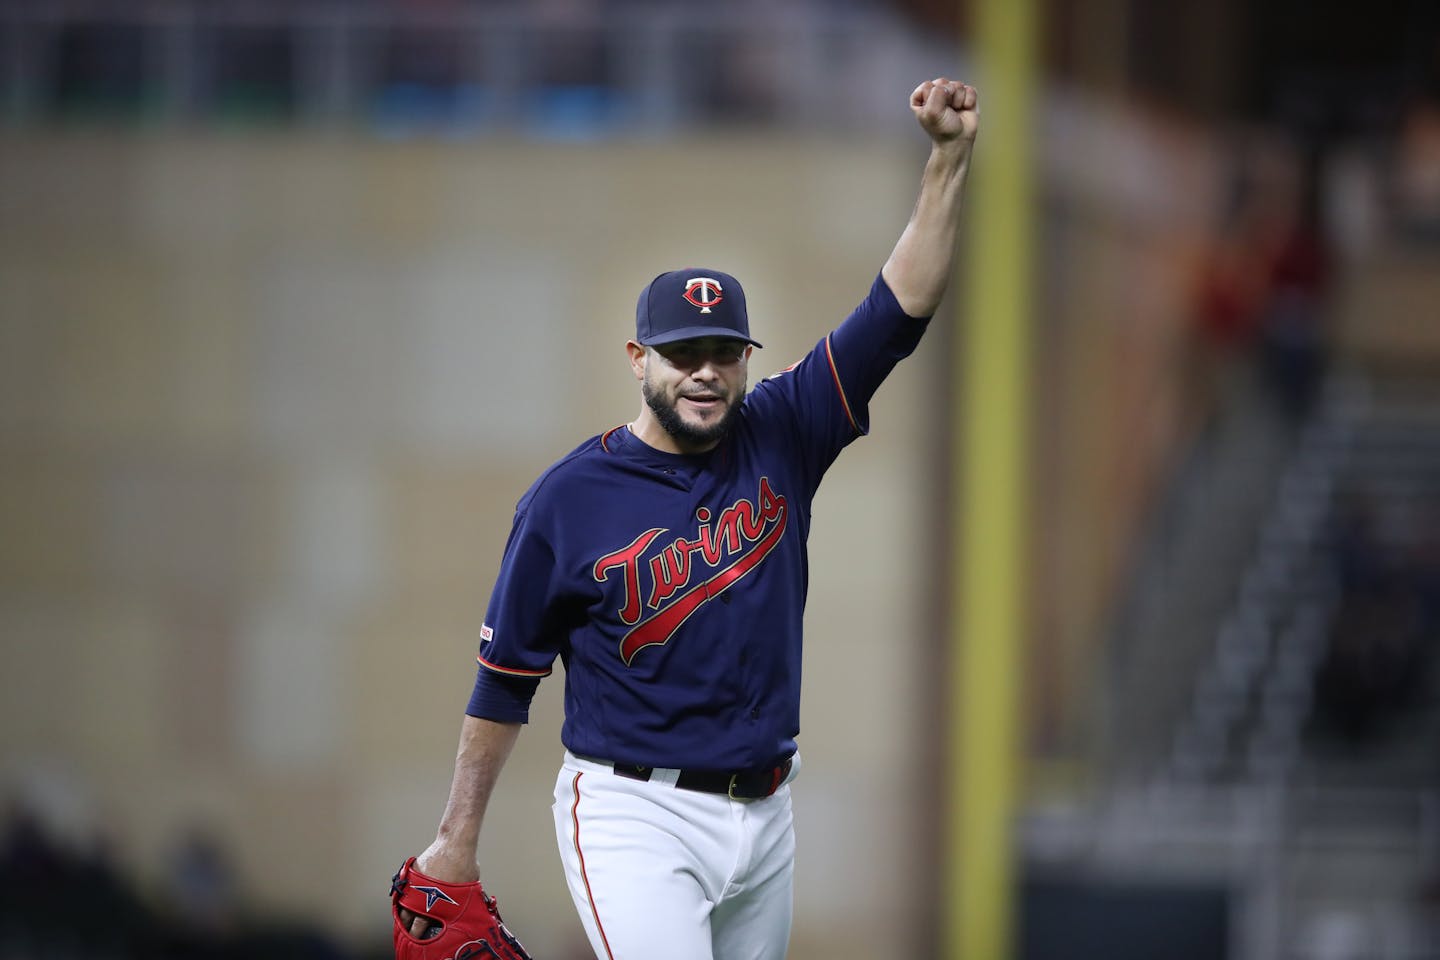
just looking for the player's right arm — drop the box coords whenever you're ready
[400,715,522,939]
[753,79,980,486]
[881,78,978,318]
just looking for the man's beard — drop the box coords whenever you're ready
[643,379,742,450]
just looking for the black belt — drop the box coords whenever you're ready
[609,757,793,800]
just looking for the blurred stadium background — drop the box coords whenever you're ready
[1,0,1438,957]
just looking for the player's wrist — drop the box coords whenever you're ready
[417,835,481,883]
[929,136,973,162]
[924,141,972,187]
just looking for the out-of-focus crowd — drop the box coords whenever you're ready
[0,805,382,960]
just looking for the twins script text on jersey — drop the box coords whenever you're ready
[595,476,789,664]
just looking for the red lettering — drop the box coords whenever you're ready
[593,528,666,625]
[694,517,714,563]
[648,539,692,608]
[593,478,792,664]
[758,477,784,522]
[620,497,788,665]
[712,499,755,557]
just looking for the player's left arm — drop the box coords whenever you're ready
[881,78,979,318]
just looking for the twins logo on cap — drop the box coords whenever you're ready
[682,277,724,314]
[635,268,760,348]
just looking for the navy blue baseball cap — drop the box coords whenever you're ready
[635,268,763,348]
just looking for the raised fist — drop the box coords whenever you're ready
[910,78,979,145]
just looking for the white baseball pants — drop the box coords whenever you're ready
[551,751,799,960]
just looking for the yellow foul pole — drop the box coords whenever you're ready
[945,0,1036,956]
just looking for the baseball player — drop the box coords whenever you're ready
[396,78,979,959]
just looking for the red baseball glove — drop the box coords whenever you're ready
[390,857,533,960]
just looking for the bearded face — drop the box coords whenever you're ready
[640,339,749,452]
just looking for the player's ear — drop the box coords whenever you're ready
[625,341,647,381]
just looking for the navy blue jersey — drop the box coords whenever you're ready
[465,273,928,770]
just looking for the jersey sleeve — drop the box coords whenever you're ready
[746,272,929,489]
[465,509,564,723]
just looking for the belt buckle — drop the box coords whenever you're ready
[727,772,750,802]
[728,761,787,802]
